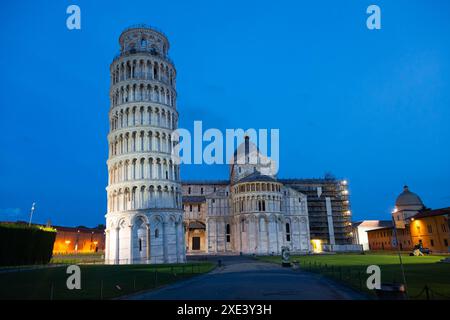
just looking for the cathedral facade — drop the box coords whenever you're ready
[182,146,353,255]
[183,138,312,255]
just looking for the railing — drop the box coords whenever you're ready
[110,75,174,91]
[298,261,450,300]
[409,285,450,300]
[112,49,175,66]
[2,262,213,300]
[121,24,168,39]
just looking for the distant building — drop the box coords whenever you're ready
[52,226,105,254]
[352,220,392,251]
[409,207,450,253]
[366,185,450,253]
[367,223,413,251]
[393,185,425,225]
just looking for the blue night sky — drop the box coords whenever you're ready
[0,0,449,227]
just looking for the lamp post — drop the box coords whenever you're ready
[28,202,36,227]
[392,208,408,294]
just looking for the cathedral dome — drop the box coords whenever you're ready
[236,171,277,184]
[395,185,423,207]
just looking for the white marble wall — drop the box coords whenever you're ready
[105,212,185,264]
[105,27,185,264]
[181,181,312,256]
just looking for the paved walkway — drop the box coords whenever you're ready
[125,255,366,300]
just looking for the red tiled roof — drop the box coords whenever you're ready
[412,207,450,219]
[366,225,394,233]
[353,220,392,228]
[53,226,104,234]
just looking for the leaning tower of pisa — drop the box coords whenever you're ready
[105,25,185,264]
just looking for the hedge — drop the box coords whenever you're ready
[0,223,56,266]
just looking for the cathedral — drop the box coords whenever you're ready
[183,137,309,255]
[104,25,353,264]
[182,139,353,255]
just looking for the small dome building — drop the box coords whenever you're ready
[393,185,425,223]
[395,185,424,209]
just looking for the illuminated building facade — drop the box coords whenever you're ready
[409,208,450,252]
[52,226,105,254]
[367,186,450,253]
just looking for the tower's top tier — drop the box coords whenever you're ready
[118,24,170,58]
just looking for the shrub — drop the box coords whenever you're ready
[0,223,56,266]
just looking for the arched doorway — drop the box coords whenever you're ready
[133,216,150,263]
[186,221,206,253]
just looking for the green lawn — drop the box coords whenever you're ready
[258,253,450,299]
[50,252,105,264]
[0,262,214,300]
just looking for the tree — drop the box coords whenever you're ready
[96,224,105,230]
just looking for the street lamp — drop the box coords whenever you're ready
[28,202,36,227]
